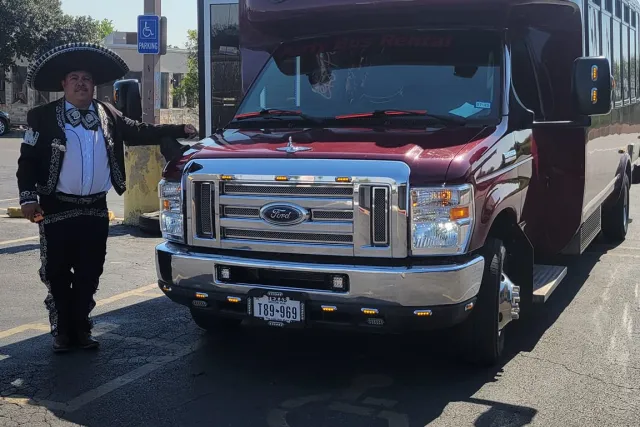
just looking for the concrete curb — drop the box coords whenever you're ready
[5,207,117,221]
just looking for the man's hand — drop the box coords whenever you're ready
[21,203,43,223]
[183,124,198,139]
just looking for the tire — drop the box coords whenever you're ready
[632,165,640,185]
[601,173,630,243]
[0,118,7,136]
[190,309,242,333]
[457,238,508,367]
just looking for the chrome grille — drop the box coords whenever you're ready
[311,210,353,221]
[224,229,353,243]
[185,159,409,258]
[224,206,260,217]
[197,182,214,238]
[223,183,352,197]
[372,187,389,245]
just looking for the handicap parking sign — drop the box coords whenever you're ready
[138,15,160,54]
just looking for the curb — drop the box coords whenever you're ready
[5,207,117,221]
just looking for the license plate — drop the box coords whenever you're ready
[250,291,304,326]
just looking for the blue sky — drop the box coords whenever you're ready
[61,0,197,48]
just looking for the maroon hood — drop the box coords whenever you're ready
[164,126,496,184]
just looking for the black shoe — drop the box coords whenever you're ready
[77,333,100,349]
[52,335,71,353]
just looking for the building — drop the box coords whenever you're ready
[0,31,198,129]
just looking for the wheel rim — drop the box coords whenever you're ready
[0,121,5,135]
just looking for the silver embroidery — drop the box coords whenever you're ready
[42,208,109,225]
[20,190,38,202]
[97,103,126,190]
[56,192,107,205]
[23,129,39,146]
[38,222,59,336]
[37,99,67,196]
[37,138,62,195]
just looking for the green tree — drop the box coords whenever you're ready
[97,18,116,40]
[0,0,103,73]
[173,29,199,108]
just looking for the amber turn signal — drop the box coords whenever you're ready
[450,206,470,221]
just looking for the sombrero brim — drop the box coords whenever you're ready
[27,43,129,92]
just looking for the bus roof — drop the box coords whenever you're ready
[241,0,587,50]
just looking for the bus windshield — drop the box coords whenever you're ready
[233,30,503,127]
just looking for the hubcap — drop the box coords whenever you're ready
[0,121,5,135]
[498,272,520,331]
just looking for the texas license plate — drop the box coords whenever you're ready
[249,291,305,327]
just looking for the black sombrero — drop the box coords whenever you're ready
[26,42,130,92]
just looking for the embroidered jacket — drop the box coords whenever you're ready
[16,98,189,205]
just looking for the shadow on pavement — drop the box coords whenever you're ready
[0,240,612,427]
[0,244,40,255]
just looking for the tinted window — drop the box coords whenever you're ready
[235,30,502,126]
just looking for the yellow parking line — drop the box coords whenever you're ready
[0,323,50,340]
[0,236,39,246]
[0,283,159,340]
[94,283,159,307]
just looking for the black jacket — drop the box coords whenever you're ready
[16,97,188,204]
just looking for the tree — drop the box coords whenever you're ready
[97,19,116,40]
[173,29,199,108]
[0,0,103,73]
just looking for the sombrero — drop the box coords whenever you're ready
[26,42,130,92]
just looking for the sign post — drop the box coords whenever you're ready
[123,0,165,227]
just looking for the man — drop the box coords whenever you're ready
[16,42,197,353]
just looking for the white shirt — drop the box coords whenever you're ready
[56,101,112,196]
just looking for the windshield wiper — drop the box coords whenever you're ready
[335,109,466,125]
[233,108,319,122]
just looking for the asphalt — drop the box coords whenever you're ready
[1,134,639,426]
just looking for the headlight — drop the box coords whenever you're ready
[159,179,184,242]
[410,184,474,255]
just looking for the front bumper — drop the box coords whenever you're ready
[156,242,485,331]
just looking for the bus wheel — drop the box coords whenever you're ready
[602,173,630,243]
[457,238,518,367]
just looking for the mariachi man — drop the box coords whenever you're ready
[16,42,198,353]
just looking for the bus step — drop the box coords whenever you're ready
[533,264,568,304]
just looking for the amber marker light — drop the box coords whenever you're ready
[227,296,241,303]
[195,292,208,299]
[335,177,351,183]
[275,176,289,181]
[220,175,234,180]
[361,308,379,315]
[591,64,598,81]
[591,88,598,104]
[450,206,470,221]
[414,310,432,317]
[321,305,337,312]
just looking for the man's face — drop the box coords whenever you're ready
[61,71,94,106]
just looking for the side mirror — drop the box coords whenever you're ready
[571,57,612,116]
[113,79,143,121]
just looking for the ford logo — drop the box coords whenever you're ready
[259,203,308,226]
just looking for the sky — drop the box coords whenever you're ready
[60,0,197,48]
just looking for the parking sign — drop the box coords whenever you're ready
[138,15,160,54]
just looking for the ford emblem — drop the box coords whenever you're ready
[259,203,308,226]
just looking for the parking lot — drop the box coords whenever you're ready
[1,133,639,427]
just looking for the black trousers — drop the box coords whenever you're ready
[37,192,110,337]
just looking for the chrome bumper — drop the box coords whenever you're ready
[156,242,485,307]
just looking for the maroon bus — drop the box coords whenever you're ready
[156,0,639,366]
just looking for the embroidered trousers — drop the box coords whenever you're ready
[37,193,110,337]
